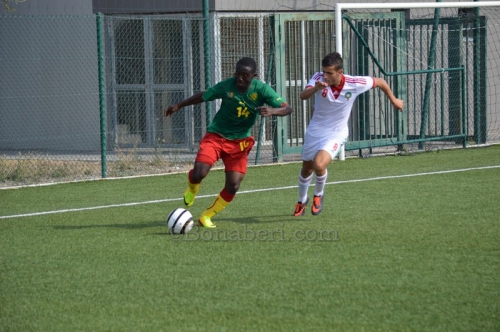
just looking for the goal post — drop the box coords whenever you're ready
[334,1,500,160]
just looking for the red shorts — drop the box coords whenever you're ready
[195,133,255,174]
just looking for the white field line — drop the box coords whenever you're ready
[1,165,499,220]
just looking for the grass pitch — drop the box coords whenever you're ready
[1,146,499,331]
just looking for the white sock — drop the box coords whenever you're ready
[314,170,328,196]
[298,173,313,203]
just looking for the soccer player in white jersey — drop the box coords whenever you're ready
[294,52,404,216]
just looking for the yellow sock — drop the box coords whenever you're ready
[187,180,200,195]
[201,194,230,218]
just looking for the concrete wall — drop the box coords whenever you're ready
[0,15,100,152]
[90,0,488,14]
[1,0,492,16]
[92,0,212,14]
[1,0,498,153]
[0,0,93,15]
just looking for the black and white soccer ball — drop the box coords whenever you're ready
[167,208,194,234]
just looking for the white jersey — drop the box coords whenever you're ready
[305,73,374,138]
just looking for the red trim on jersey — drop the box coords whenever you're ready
[306,72,324,88]
[312,72,323,81]
[345,77,366,84]
[344,76,375,89]
[330,74,345,100]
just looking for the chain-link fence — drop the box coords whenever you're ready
[1,13,281,187]
[1,15,103,185]
[2,5,500,187]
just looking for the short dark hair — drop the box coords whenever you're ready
[236,57,257,73]
[322,52,343,70]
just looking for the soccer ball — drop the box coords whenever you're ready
[167,208,194,234]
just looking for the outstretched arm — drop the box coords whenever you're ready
[164,92,205,117]
[373,78,404,111]
[299,80,328,100]
[257,103,293,117]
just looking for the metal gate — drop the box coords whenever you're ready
[273,10,486,159]
[341,12,406,151]
[273,13,337,160]
[340,11,486,150]
[405,14,487,146]
[273,12,406,158]
[106,16,204,151]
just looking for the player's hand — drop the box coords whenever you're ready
[257,106,273,117]
[164,104,180,117]
[393,98,404,112]
[314,80,328,90]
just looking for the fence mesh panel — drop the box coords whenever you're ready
[2,4,500,187]
[0,14,280,186]
[1,15,102,185]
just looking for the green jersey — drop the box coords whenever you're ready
[202,78,287,140]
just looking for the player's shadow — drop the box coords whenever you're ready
[149,214,299,237]
[216,214,297,224]
[51,220,164,230]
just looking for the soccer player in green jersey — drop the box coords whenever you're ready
[164,57,293,228]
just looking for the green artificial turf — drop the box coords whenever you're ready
[1,146,499,331]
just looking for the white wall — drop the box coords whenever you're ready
[0,0,93,15]
[0,15,101,151]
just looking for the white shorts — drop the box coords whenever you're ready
[301,132,348,161]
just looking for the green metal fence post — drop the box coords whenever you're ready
[96,12,107,178]
[473,3,487,144]
[419,3,441,150]
[203,0,212,127]
[461,68,467,148]
[255,18,276,165]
